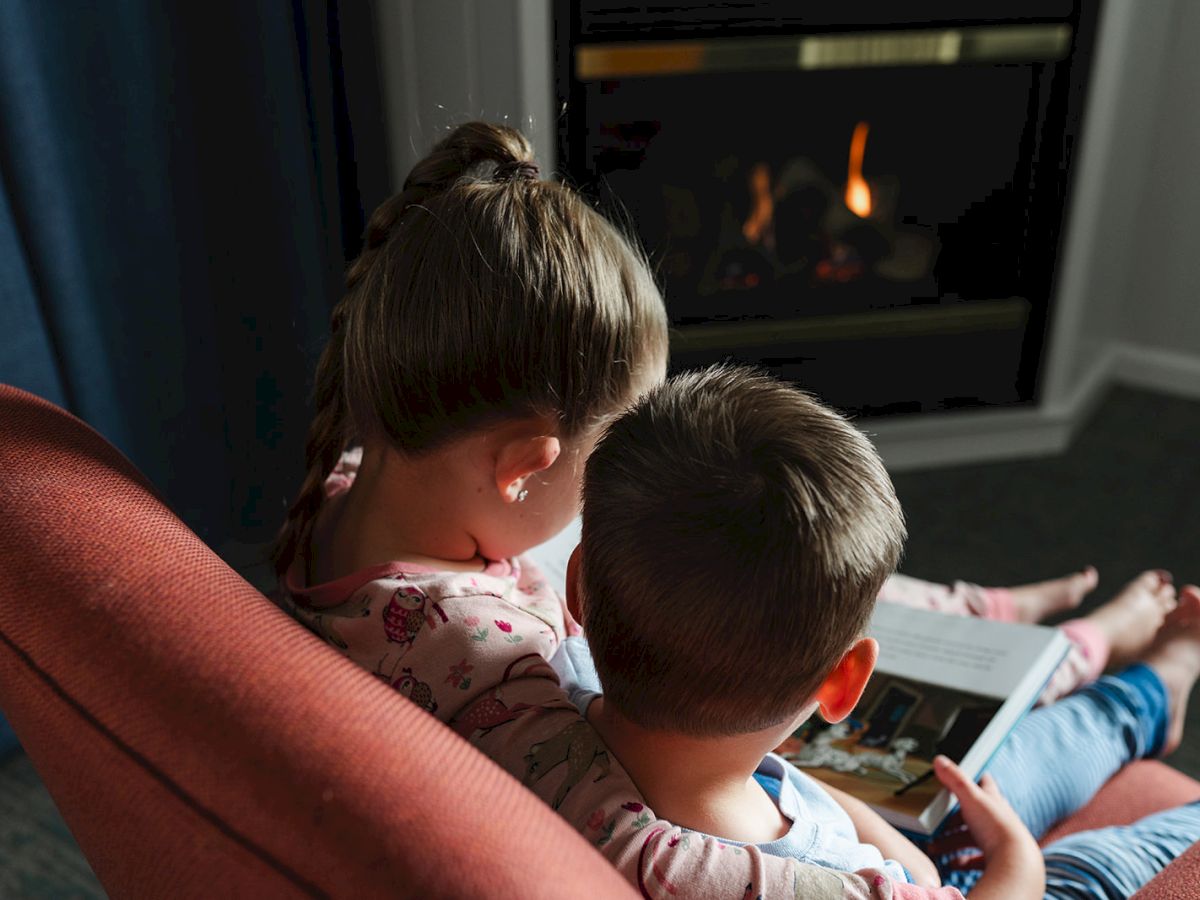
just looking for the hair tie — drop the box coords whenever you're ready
[494,160,540,183]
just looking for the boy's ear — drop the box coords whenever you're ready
[565,544,584,623]
[493,429,561,502]
[814,637,878,723]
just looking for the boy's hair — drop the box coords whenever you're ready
[580,366,905,737]
[274,122,668,578]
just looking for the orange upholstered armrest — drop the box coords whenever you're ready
[0,385,636,899]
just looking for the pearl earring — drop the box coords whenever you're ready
[516,488,529,503]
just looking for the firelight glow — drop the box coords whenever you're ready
[742,162,773,244]
[845,121,873,218]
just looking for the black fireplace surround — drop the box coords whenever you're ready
[555,2,1099,417]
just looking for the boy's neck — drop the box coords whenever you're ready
[586,698,807,844]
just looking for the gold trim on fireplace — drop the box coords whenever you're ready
[575,25,1072,80]
[670,298,1030,354]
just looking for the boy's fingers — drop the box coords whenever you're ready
[934,756,1005,812]
[933,755,979,799]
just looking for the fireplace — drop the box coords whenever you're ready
[556,2,1099,417]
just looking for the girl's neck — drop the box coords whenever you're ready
[308,444,487,584]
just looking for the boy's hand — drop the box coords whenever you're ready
[932,755,1043,899]
[932,756,1036,863]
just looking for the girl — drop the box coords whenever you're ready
[274,121,1188,898]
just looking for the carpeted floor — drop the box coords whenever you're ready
[0,755,103,898]
[1,384,1197,894]
[890,385,1200,781]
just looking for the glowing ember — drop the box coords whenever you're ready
[844,121,873,218]
[742,162,773,245]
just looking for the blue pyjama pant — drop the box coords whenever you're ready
[936,664,1200,898]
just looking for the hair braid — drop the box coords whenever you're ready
[271,192,412,578]
[270,317,350,579]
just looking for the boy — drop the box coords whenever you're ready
[561,365,1200,899]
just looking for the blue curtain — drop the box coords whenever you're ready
[0,0,388,545]
[0,1,388,753]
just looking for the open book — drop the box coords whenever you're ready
[775,603,1070,835]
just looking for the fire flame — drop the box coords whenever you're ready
[844,121,872,218]
[742,162,773,245]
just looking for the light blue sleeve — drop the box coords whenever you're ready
[774,755,911,884]
[549,635,603,716]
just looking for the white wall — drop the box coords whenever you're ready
[1044,0,1174,401]
[1048,0,1200,404]
[1115,0,1200,390]
[370,0,553,190]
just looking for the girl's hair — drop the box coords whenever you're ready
[273,121,668,579]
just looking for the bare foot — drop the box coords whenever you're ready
[1010,566,1099,623]
[1141,586,1200,756]
[1086,570,1178,670]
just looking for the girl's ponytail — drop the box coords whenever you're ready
[401,121,536,194]
[345,122,534,295]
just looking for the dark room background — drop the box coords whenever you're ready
[0,0,390,549]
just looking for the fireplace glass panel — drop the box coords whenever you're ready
[559,8,1096,416]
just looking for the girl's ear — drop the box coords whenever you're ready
[493,431,561,502]
[813,637,878,723]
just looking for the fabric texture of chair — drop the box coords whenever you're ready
[0,383,1195,898]
[0,385,636,899]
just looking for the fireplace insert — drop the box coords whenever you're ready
[556,2,1099,416]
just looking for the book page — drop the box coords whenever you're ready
[868,603,1058,699]
[775,603,1068,833]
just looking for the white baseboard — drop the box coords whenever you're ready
[866,407,1072,473]
[1110,342,1200,400]
[867,344,1119,473]
[869,340,1200,472]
